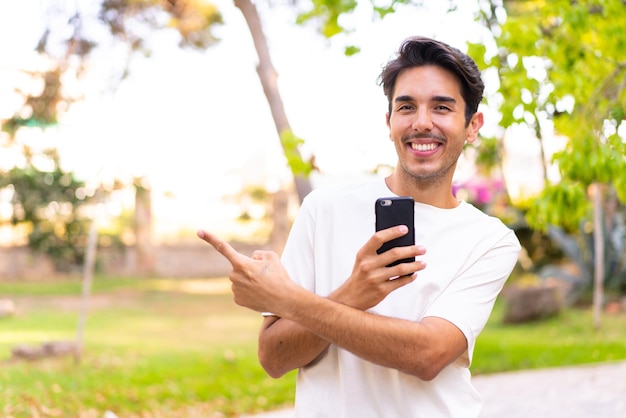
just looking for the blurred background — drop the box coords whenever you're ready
[0,0,625,416]
[0,0,571,277]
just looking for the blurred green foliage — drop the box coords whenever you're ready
[0,150,92,271]
[472,0,626,232]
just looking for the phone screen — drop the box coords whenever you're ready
[375,196,415,266]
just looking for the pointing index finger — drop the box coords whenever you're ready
[197,230,241,264]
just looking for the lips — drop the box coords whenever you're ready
[403,132,445,153]
[410,142,439,152]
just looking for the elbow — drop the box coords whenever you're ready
[261,365,288,379]
[258,347,289,379]
[401,361,442,381]
[414,364,443,382]
[403,353,450,381]
[404,324,468,381]
[263,365,287,379]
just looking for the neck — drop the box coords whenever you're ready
[385,172,459,209]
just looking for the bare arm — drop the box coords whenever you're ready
[257,270,417,379]
[258,300,465,380]
[274,287,466,381]
[198,228,463,380]
[258,225,426,377]
[258,316,328,378]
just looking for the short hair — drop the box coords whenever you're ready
[378,36,484,125]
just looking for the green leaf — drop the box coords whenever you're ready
[279,130,314,177]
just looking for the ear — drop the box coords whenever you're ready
[465,112,484,144]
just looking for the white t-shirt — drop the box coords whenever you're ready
[280,177,521,418]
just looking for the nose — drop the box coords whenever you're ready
[411,108,433,132]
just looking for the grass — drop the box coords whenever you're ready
[473,300,626,374]
[1,277,625,417]
[0,277,296,417]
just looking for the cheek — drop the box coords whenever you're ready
[387,123,399,141]
[388,119,408,138]
[389,128,405,144]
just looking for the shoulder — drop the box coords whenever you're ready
[302,175,386,208]
[455,201,521,248]
[457,201,510,227]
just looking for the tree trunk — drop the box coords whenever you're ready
[591,182,605,329]
[269,189,290,254]
[533,121,550,184]
[76,188,102,362]
[233,0,312,203]
[134,179,155,276]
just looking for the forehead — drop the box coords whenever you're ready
[393,65,463,100]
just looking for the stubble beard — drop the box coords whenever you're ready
[396,132,464,187]
[399,160,454,187]
[398,147,461,188]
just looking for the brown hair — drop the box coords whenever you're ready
[378,36,484,125]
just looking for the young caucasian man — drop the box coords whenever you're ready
[198,36,521,417]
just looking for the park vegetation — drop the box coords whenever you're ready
[1,277,625,417]
[1,0,625,416]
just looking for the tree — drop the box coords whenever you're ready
[232,0,314,201]
[1,0,318,201]
[2,0,464,205]
[2,0,222,135]
[470,0,626,327]
[0,149,93,271]
[3,0,467,266]
[1,0,227,263]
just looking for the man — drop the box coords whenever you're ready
[198,36,520,417]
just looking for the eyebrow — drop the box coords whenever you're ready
[394,94,457,104]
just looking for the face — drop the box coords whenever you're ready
[386,65,483,188]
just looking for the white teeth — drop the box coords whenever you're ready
[411,143,438,151]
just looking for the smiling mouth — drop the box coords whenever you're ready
[411,142,439,152]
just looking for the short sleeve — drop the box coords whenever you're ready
[424,231,520,366]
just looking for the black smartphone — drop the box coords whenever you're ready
[375,196,415,267]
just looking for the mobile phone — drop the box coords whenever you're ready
[375,196,415,267]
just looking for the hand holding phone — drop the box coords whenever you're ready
[375,197,415,267]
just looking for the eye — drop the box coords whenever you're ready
[434,104,452,113]
[397,104,414,112]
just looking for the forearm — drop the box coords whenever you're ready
[279,287,466,380]
[257,284,374,378]
[258,316,330,378]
